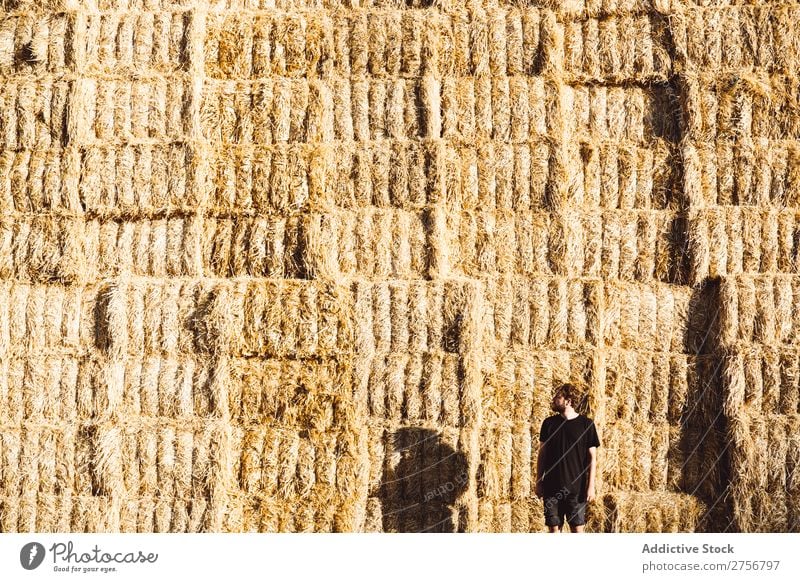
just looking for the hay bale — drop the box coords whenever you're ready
[618,285,640,349]
[778,349,799,415]
[602,491,705,533]
[761,347,781,414]
[729,413,799,532]
[787,416,800,531]
[632,419,653,492]
[754,275,777,344]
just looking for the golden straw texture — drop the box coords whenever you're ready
[1,0,798,533]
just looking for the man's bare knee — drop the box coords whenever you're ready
[547,525,560,533]
[569,524,585,533]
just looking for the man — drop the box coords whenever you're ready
[535,383,600,532]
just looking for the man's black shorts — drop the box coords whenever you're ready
[543,492,586,528]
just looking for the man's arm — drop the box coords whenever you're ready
[536,442,545,498]
[586,446,597,502]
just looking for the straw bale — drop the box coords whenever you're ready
[788,416,800,531]
[1,147,82,214]
[569,85,649,141]
[705,207,729,279]
[635,285,658,349]
[631,351,652,417]
[728,413,799,532]
[510,212,540,274]
[792,277,800,345]
[647,352,669,421]
[784,143,800,208]
[720,347,746,417]
[92,278,352,358]
[666,354,689,425]
[72,76,190,144]
[607,87,629,143]
[604,350,639,423]
[740,347,765,412]
[734,276,757,342]
[546,213,566,274]
[751,415,768,491]
[529,356,552,427]
[509,277,530,346]
[91,145,198,215]
[632,211,656,280]
[616,421,634,490]
[508,78,531,144]
[383,354,405,424]
[70,11,190,75]
[476,213,500,272]
[648,419,669,490]
[581,211,603,278]
[752,276,776,344]
[618,285,641,350]
[546,278,569,347]
[601,211,621,279]
[480,425,509,502]
[369,211,394,277]
[83,217,201,278]
[778,350,799,415]
[425,280,477,355]
[717,275,739,348]
[685,211,713,285]
[507,498,531,533]
[776,211,796,273]
[767,418,789,527]
[650,284,673,352]
[599,483,711,534]
[420,352,452,427]
[1,216,83,283]
[757,346,779,414]
[489,502,511,533]
[631,420,653,492]
[581,280,602,346]
[697,144,722,206]
[209,145,316,211]
[1,79,71,149]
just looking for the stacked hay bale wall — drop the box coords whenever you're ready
[717,275,800,532]
[672,0,800,533]
[0,0,796,532]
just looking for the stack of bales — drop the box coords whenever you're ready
[338,0,710,531]
[200,3,376,532]
[0,0,211,530]
[419,0,708,532]
[717,276,800,532]
[0,0,368,533]
[672,0,800,532]
[0,0,796,533]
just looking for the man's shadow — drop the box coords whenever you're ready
[374,428,468,532]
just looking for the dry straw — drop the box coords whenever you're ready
[2,0,798,533]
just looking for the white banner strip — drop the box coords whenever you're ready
[1,533,798,581]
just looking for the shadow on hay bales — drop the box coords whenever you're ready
[680,277,734,532]
[375,427,468,533]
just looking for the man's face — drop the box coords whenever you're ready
[551,395,568,413]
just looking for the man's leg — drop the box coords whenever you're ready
[543,496,563,533]
[565,494,587,533]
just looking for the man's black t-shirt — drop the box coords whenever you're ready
[539,414,600,500]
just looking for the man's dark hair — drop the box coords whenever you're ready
[554,383,581,407]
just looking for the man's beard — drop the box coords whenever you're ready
[552,402,565,413]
